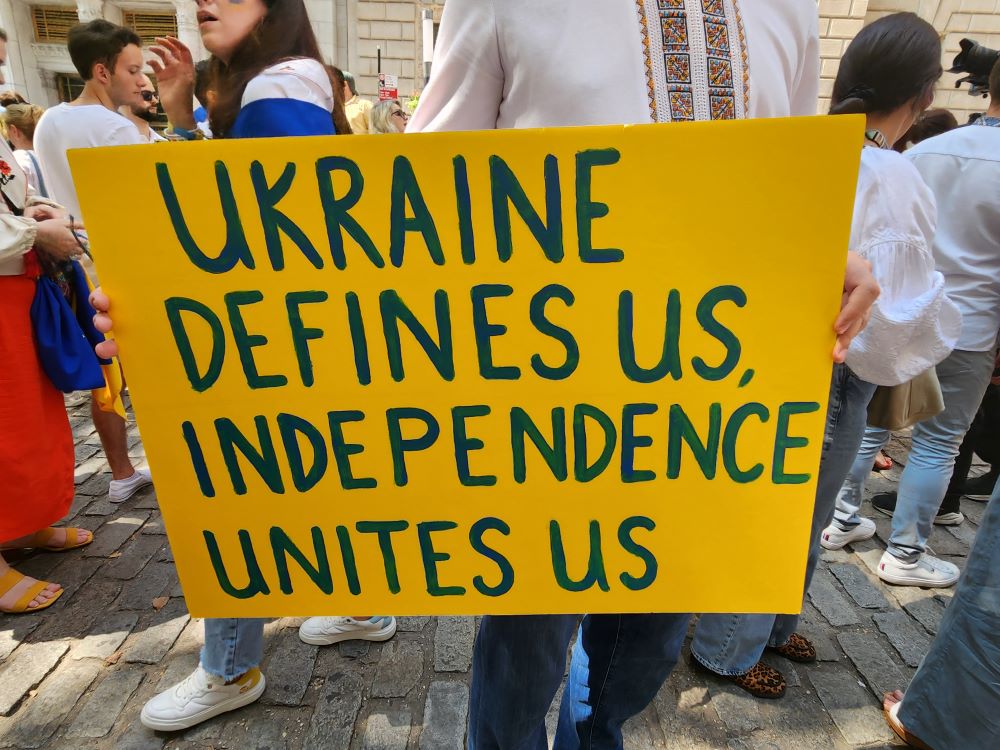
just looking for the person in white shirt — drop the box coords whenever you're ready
[850,60,1000,588]
[408,1,880,744]
[34,19,153,504]
[120,74,166,143]
[1,103,48,196]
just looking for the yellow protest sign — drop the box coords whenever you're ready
[70,116,862,617]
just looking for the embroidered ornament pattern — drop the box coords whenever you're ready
[635,0,749,123]
[0,160,15,189]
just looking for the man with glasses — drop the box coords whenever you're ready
[120,74,166,142]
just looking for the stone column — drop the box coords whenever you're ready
[76,0,104,22]
[172,0,206,60]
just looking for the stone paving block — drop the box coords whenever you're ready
[621,705,666,749]
[160,542,174,563]
[434,616,474,673]
[0,617,41,661]
[708,683,762,733]
[828,563,889,609]
[124,599,190,664]
[65,667,145,739]
[0,641,69,716]
[853,546,884,577]
[141,513,166,535]
[75,456,107,485]
[754,682,841,749]
[947,522,977,547]
[962,498,986,526]
[362,710,411,750]
[903,597,945,636]
[420,681,469,750]
[339,639,371,659]
[219,706,310,748]
[115,562,176,610]
[72,611,140,661]
[31,579,122,641]
[135,492,160,510]
[77,471,112,498]
[372,641,423,698]
[262,630,319,706]
[872,611,932,668]
[926,527,968,557]
[105,534,165,581]
[808,669,893,746]
[797,629,841,662]
[84,498,122,517]
[398,616,431,632]
[75,443,100,463]
[303,671,364,750]
[807,569,860,626]
[25,556,102,606]
[83,514,150,557]
[0,659,100,748]
[153,619,204,690]
[651,672,728,749]
[837,632,907,699]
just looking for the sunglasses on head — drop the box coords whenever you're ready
[141,90,158,102]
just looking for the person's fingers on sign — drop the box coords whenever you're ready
[90,288,118,360]
[834,251,880,363]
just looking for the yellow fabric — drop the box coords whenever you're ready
[345,96,373,134]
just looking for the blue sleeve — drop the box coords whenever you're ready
[230,98,335,139]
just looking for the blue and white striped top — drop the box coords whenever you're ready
[229,58,336,139]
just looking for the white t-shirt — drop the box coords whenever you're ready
[34,103,143,220]
[408,0,819,131]
[907,123,1000,352]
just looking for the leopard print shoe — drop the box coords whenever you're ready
[692,656,787,699]
[729,662,787,699]
[767,633,817,664]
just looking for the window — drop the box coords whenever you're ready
[122,11,178,45]
[56,73,84,103]
[31,6,79,43]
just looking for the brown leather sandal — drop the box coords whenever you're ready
[692,657,787,699]
[767,633,817,663]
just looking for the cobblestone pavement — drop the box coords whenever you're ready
[0,394,990,749]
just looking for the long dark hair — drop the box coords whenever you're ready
[209,0,335,137]
[327,65,353,135]
[830,13,942,116]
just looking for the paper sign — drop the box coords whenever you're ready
[378,73,398,101]
[69,116,862,617]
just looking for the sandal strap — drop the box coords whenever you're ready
[0,568,62,613]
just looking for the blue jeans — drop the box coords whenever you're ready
[888,349,995,563]
[468,613,690,749]
[691,365,876,674]
[899,481,1000,748]
[832,426,891,529]
[201,618,266,681]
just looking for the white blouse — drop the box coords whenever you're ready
[409,0,820,131]
[844,147,961,386]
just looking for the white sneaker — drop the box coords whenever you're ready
[820,518,876,550]
[298,616,397,646]
[109,468,153,503]
[877,551,960,588]
[140,665,265,732]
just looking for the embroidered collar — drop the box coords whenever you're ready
[975,115,1000,128]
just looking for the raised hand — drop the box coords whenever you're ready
[149,36,197,130]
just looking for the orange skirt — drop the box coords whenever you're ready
[0,275,74,541]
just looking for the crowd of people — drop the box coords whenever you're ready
[0,0,998,748]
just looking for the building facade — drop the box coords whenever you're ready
[0,0,996,122]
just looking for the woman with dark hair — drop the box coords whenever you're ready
[893,107,959,152]
[690,12,961,700]
[92,0,389,732]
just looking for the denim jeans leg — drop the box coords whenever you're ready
[771,365,876,646]
[200,618,267,682]
[898,482,1000,749]
[554,613,690,750]
[832,426,891,530]
[888,350,995,563]
[467,614,578,750]
[690,613,773,675]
